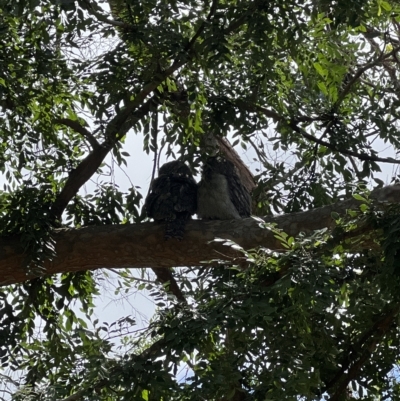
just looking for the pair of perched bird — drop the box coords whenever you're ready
[145,157,251,239]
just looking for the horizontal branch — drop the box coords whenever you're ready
[2,186,400,287]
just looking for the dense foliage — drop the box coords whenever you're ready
[1,0,400,399]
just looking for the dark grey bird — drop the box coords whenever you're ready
[145,160,197,239]
[197,156,251,220]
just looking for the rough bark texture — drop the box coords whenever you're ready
[0,185,399,286]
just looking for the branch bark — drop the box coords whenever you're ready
[1,185,399,286]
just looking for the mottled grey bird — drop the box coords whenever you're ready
[145,160,197,239]
[197,156,251,220]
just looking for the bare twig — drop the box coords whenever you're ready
[147,109,159,200]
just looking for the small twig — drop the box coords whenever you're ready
[247,136,272,167]
[348,155,361,176]
[106,268,154,284]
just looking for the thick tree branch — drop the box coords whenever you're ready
[50,142,111,220]
[3,186,400,286]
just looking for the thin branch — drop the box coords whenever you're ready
[224,1,261,35]
[90,9,128,28]
[247,136,273,167]
[50,94,159,219]
[234,100,400,165]
[184,0,219,52]
[288,120,400,164]
[348,155,361,176]
[326,305,400,401]
[81,0,131,28]
[334,45,400,108]
[53,118,100,150]
[152,268,187,303]
[147,109,159,200]
[106,269,154,284]
[145,111,185,301]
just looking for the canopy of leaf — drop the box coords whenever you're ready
[0,0,400,400]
